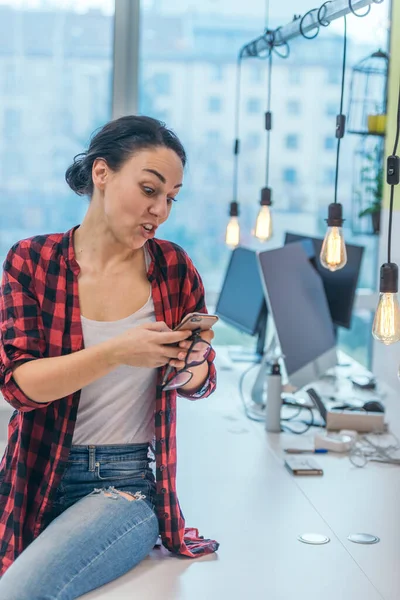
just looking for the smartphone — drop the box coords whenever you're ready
[173,312,219,332]
[284,457,324,476]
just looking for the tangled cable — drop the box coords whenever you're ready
[240,0,384,60]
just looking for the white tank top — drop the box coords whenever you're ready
[72,247,156,446]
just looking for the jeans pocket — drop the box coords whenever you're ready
[96,459,149,481]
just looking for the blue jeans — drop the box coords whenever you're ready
[0,443,159,600]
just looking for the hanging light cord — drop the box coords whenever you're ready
[387,82,400,264]
[266,49,272,187]
[333,15,347,204]
[232,53,243,205]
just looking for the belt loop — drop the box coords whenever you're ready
[88,445,96,472]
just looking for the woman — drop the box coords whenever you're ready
[0,116,218,599]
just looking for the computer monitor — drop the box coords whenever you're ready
[257,242,337,390]
[284,232,364,330]
[216,247,268,360]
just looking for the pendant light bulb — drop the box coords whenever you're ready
[254,187,273,242]
[320,203,347,272]
[372,263,400,346]
[226,202,240,248]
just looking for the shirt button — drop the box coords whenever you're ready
[164,513,169,518]
[161,488,167,493]
[160,465,166,471]
[159,438,165,444]
[158,410,164,416]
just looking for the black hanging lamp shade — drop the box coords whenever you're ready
[347,49,389,136]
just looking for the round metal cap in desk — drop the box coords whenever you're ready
[298,533,330,545]
[348,533,380,545]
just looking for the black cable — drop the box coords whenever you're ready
[348,0,371,17]
[265,0,270,29]
[317,1,332,26]
[232,53,243,206]
[333,15,347,204]
[266,49,272,187]
[387,82,400,263]
[272,28,290,59]
[299,9,320,40]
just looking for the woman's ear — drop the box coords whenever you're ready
[92,158,109,191]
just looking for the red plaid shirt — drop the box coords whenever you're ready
[0,226,218,576]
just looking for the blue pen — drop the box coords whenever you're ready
[284,448,328,454]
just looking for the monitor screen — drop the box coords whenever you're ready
[257,243,336,386]
[216,246,267,336]
[284,232,364,329]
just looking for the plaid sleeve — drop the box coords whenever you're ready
[0,243,51,411]
[177,252,217,401]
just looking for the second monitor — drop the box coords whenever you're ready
[284,232,364,331]
[216,246,268,361]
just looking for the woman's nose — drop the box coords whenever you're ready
[149,196,169,220]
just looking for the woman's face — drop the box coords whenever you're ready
[92,146,184,250]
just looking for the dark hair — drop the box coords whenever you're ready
[65,115,187,197]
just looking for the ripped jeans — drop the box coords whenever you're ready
[0,443,159,600]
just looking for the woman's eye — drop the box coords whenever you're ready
[167,197,177,204]
[143,186,155,195]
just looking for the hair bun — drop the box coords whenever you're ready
[65,153,91,196]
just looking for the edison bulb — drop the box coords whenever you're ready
[254,205,272,242]
[225,216,240,248]
[320,226,347,272]
[372,293,400,345]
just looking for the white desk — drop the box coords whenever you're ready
[77,348,398,600]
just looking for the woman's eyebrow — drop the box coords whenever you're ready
[142,168,182,189]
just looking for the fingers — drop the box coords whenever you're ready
[167,359,186,370]
[162,346,189,361]
[157,329,193,344]
[145,321,171,332]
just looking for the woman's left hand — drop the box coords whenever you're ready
[169,329,214,370]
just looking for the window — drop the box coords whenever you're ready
[283,168,298,184]
[2,64,17,95]
[327,69,341,85]
[287,99,301,115]
[326,102,337,117]
[210,65,224,81]
[205,162,221,181]
[208,96,222,112]
[249,65,263,84]
[246,132,261,150]
[0,2,114,265]
[323,168,336,186]
[153,73,171,95]
[324,136,335,150]
[247,98,262,114]
[206,130,221,143]
[138,0,390,369]
[3,108,21,139]
[289,69,301,84]
[286,134,299,150]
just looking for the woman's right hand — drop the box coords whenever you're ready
[109,321,192,369]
